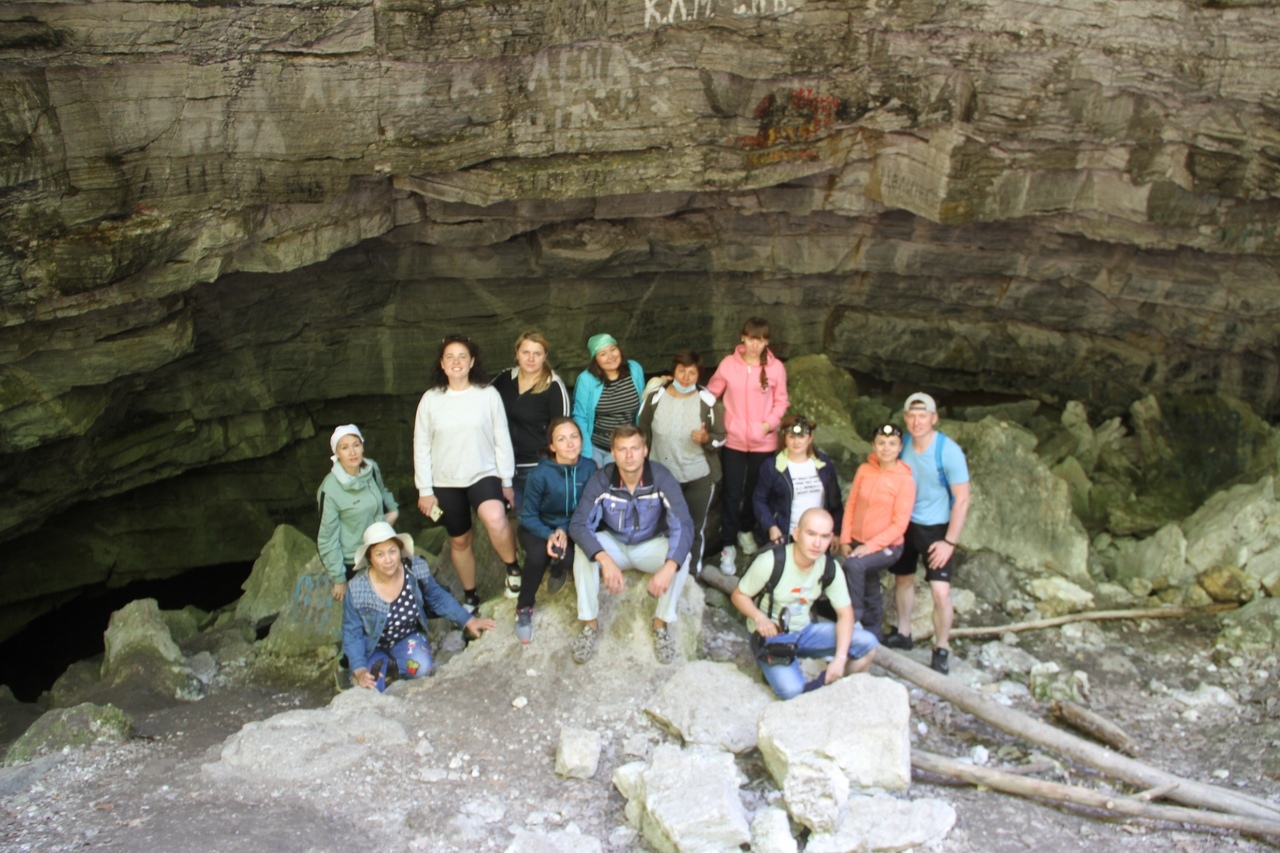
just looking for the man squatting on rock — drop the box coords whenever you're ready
[568,424,695,665]
[883,392,971,675]
[732,508,879,699]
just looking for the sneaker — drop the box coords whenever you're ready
[572,624,599,663]
[884,628,913,650]
[464,591,481,616]
[931,647,950,675]
[547,568,568,596]
[737,531,759,557]
[653,626,677,665]
[504,566,522,599]
[720,545,737,576]
[515,607,534,644]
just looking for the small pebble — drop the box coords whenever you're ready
[1212,769,1230,780]
[512,696,529,709]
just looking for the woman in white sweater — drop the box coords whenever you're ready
[414,334,520,610]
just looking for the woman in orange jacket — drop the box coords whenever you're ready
[839,423,916,641]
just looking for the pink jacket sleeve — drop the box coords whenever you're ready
[764,357,788,432]
[706,359,728,398]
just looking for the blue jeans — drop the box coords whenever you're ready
[756,621,879,700]
[367,632,434,692]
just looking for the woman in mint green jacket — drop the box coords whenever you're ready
[317,424,399,601]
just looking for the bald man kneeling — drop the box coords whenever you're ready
[731,508,879,699]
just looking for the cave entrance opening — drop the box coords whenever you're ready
[0,561,252,703]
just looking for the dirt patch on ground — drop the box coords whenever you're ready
[1,600,1277,852]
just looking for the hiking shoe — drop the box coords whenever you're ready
[464,591,481,617]
[884,628,913,650]
[737,531,759,557]
[931,647,950,675]
[505,565,522,599]
[571,624,599,664]
[720,545,737,576]
[653,626,677,665]
[515,607,534,644]
[547,567,568,596]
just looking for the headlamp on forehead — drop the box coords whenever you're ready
[875,423,903,438]
[785,420,815,436]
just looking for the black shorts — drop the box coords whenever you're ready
[433,477,506,537]
[889,522,957,583]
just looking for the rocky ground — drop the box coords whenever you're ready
[1,570,1278,853]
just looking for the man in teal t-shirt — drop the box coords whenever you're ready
[884,393,971,675]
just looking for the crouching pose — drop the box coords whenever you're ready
[731,509,878,699]
[342,522,495,691]
[568,425,694,665]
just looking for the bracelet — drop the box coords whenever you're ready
[943,538,956,547]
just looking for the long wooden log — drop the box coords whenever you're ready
[913,751,1280,839]
[874,647,1280,821]
[1050,700,1141,757]
[949,604,1238,639]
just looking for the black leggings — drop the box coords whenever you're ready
[720,448,773,543]
[517,526,574,610]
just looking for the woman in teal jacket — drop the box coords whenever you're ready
[572,333,645,467]
[317,424,399,601]
[514,417,597,643]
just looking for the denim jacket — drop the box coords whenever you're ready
[341,556,472,672]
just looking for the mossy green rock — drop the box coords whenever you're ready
[4,703,132,765]
[785,354,860,433]
[101,599,182,678]
[236,524,324,629]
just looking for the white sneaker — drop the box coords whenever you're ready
[737,532,759,556]
[720,545,737,576]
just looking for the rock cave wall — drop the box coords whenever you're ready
[2,0,1279,637]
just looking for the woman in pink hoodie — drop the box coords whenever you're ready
[706,317,789,575]
[839,423,917,641]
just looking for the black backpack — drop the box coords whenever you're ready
[752,543,840,629]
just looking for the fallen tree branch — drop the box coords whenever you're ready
[874,648,1280,821]
[1050,700,1141,757]
[913,751,1280,840]
[949,604,1239,639]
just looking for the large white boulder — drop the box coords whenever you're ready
[757,675,910,793]
[618,743,750,853]
[643,660,776,753]
[805,795,956,853]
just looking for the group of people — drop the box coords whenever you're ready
[315,320,971,699]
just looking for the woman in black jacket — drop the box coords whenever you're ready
[752,415,843,545]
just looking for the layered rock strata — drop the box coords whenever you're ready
[2,0,1279,629]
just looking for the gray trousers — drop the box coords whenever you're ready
[573,531,690,624]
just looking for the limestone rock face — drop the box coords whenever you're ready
[949,418,1091,584]
[4,0,1280,632]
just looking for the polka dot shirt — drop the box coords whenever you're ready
[378,582,419,649]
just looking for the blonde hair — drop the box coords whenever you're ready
[515,330,554,394]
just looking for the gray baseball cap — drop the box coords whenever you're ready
[903,392,938,413]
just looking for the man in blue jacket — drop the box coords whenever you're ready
[569,425,695,665]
